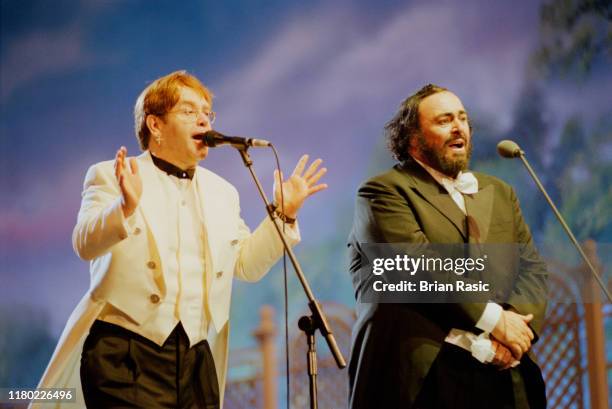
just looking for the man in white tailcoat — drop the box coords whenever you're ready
[33,70,327,408]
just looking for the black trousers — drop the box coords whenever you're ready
[413,343,546,409]
[80,320,219,409]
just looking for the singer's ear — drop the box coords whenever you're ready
[146,114,164,139]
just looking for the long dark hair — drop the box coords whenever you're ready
[385,84,447,162]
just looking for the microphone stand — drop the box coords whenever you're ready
[512,148,612,303]
[235,146,347,409]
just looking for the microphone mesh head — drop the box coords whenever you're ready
[203,130,222,147]
[497,140,522,158]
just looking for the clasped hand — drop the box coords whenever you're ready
[491,310,534,361]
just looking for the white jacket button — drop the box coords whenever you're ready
[134,227,141,235]
[216,271,223,279]
[150,294,160,304]
[147,261,156,269]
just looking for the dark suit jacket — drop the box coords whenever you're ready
[347,159,548,408]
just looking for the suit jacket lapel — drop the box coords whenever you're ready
[464,182,494,243]
[194,169,214,296]
[137,151,170,260]
[402,161,468,240]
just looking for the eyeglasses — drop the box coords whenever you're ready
[163,108,216,124]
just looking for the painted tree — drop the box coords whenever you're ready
[534,0,612,78]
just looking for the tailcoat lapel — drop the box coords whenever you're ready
[137,152,170,262]
[194,169,214,297]
[464,183,495,244]
[402,161,468,240]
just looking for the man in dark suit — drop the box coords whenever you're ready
[348,84,548,409]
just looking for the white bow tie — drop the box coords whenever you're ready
[440,172,479,195]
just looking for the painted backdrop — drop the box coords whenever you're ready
[1,0,610,392]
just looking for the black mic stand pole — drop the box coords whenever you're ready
[235,146,347,409]
[511,147,612,303]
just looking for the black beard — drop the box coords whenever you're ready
[416,133,472,178]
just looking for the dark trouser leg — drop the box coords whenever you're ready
[80,321,141,408]
[413,343,515,409]
[80,320,219,409]
[174,324,219,409]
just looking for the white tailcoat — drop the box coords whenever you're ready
[32,151,299,408]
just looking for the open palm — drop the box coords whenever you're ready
[273,154,327,218]
[114,146,142,217]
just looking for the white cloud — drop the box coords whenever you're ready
[1,23,93,102]
[0,0,123,103]
[215,2,536,134]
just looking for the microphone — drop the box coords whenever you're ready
[498,139,612,302]
[497,140,523,158]
[194,130,271,148]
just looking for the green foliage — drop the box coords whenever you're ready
[0,305,56,388]
[543,115,612,243]
[534,0,612,78]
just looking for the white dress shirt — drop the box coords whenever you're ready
[413,158,510,364]
[99,167,210,347]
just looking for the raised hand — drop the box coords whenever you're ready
[273,154,327,219]
[491,310,534,360]
[114,146,142,217]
